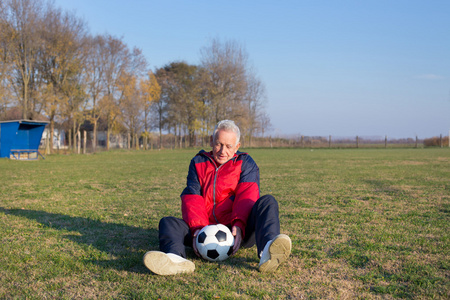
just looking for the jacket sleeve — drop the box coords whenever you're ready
[231,155,260,237]
[180,158,209,233]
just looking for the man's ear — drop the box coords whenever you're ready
[235,142,241,153]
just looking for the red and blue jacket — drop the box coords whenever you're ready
[181,150,260,237]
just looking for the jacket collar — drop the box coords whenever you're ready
[197,149,246,159]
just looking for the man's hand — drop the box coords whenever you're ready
[192,229,201,257]
[231,226,242,255]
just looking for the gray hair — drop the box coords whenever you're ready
[212,120,240,145]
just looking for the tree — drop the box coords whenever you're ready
[200,38,248,126]
[100,35,147,149]
[62,70,88,153]
[0,2,13,119]
[38,3,87,151]
[259,112,272,138]
[153,67,170,148]
[85,34,106,152]
[159,62,204,147]
[102,36,126,149]
[200,38,270,145]
[140,70,160,149]
[119,72,143,149]
[2,0,44,119]
[241,71,267,146]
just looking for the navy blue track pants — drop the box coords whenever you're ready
[158,194,280,258]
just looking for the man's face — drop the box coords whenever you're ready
[210,129,241,165]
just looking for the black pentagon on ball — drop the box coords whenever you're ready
[227,246,233,256]
[207,249,220,259]
[198,232,207,244]
[215,230,227,242]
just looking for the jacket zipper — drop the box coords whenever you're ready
[206,155,236,224]
[212,164,221,223]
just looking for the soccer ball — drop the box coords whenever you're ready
[196,224,234,262]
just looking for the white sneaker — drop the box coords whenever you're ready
[258,234,291,273]
[143,251,195,275]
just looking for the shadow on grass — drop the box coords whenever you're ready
[0,207,158,274]
[364,179,407,198]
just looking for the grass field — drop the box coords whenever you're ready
[0,148,449,299]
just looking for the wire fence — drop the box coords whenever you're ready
[39,129,450,154]
[244,134,450,149]
[245,135,423,149]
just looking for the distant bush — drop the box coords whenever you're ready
[424,136,449,147]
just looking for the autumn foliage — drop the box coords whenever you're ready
[423,136,449,147]
[0,0,269,151]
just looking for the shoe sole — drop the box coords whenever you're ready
[143,251,195,275]
[259,234,291,273]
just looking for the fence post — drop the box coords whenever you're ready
[415,136,418,148]
[77,130,81,154]
[46,130,50,155]
[356,136,359,148]
[83,131,87,154]
[68,129,72,152]
[440,134,443,148]
[385,135,387,148]
[301,135,304,148]
[329,135,331,148]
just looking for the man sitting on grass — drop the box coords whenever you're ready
[144,120,291,275]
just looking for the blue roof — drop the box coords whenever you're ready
[0,120,49,125]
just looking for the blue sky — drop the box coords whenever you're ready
[54,0,450,138]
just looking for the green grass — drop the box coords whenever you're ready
[0,148,449,299]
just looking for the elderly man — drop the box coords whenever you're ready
[144,120,291,275]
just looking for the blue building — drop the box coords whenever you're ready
[0,120,49,159]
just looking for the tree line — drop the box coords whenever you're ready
[0,0,270,151]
